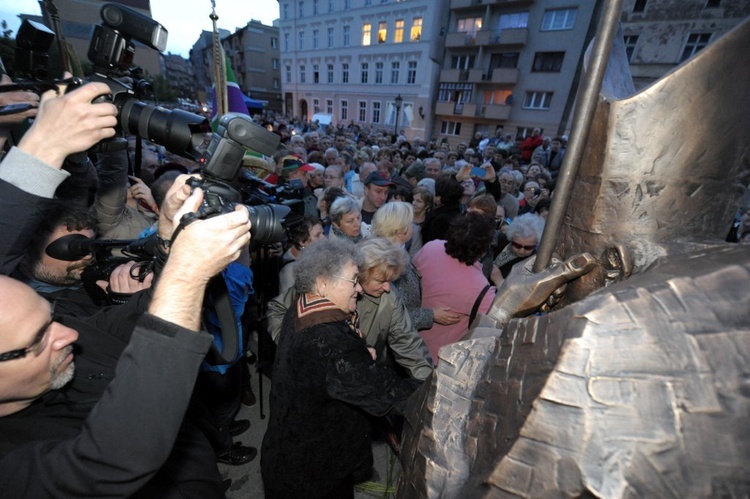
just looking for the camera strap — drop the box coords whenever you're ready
[204,274,240,366]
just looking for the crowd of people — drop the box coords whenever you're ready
[2,64,748,498]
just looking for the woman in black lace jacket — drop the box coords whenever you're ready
[261,238,421,499]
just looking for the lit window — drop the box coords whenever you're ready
[378,22,387,43]
[680,33,711,62]
[523,91,553,110]
[410,18,422,41]
[362,23,372,45]
[394,20,404,43]
[541,8,577,31]
[483,90,513,105]
[457,17,482,36]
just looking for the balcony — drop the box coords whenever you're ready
[439,68,484,83]
[478,104,511,120]
[445,31,478,47]
[435,101,478,117]
[488,67,519,85]
[476,28,528,46]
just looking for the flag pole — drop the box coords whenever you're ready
[210,0,228,118]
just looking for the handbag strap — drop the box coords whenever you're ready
[469,284,492,327]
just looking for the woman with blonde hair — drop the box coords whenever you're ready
[372,202,461,331]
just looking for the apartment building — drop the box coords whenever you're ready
[277,0,450,140]
[434,0,598,146]
[620,0,750,89]
[161,53,196,99]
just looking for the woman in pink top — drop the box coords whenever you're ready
[413,212,496,364]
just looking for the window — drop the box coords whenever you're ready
[299,1,305,17]
[483,89,513,105]
[341,100,348,121]
[282,3,289,20]
[300,65,306,83]
[680,33,711,62]
[407,61,417,84]
[498,12,528,31]
[410,18,422,41]
[451,54,475,70]
[390,61,400,84]
[438,83,473,103]
[343,25,351,46]
[313,98,320,113]
[457,17,482,36]
[523,91,553,110]
[326,99,334,114]
[541,8,577,31]
[490,52,519,69]
[365,0,372,4]
[285,65,291,83]
[345,0,351,7]
[342,62,349,83]
[313,0,319,14]
[378,22,387,43]
[375,62,384,84]
[361,62,369,83]
[440,121,462,135]
[272,37,279,48]
[358,101,367,122]
[313,29,319,49]
[328,0,334,12]
[394,20,404,43]
[327,63,334,83]
[328,27,334,48]
[313,64,320,83]
[532,52,565,72]
[705,0,721,7]
[624,35,639,61]
[633,0,647,13]
[273,78,280,89]
[372,101,381,123]
[272,58,279,69]
[298,31,304,50]
[284,33,290,51]
[362,24,372,45]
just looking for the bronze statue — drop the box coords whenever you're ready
[398,11,750,499]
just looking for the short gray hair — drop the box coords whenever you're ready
[357,237,408,283]
[294,238,358,294]
[329,196,360,224]
[506,213,545,243]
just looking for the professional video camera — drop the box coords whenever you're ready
[189,113,302,246]
[45,233,158,305]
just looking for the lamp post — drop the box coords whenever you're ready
[393,94,403,138]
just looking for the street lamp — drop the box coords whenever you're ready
[394,94,403,138]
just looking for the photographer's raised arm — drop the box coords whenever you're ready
[17,82,117,168]
[149,187,252,330]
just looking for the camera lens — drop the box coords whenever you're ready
[247,204,292,246]
[119,98,210,160]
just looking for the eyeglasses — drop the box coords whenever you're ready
[511,241,536,252]
[0,303,55,362]
[334,274,359,286]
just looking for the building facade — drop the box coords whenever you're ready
[434,0,598,146]
[161,53,195,99]
[277,0,450,140]
[620,0,750,89]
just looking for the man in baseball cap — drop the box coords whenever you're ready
[361,171,394,225]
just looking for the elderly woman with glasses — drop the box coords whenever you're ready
[261,238,420,499]
[329,196,365,242]
[493,213,545,279]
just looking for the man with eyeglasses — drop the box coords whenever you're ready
[0,80,249,497]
